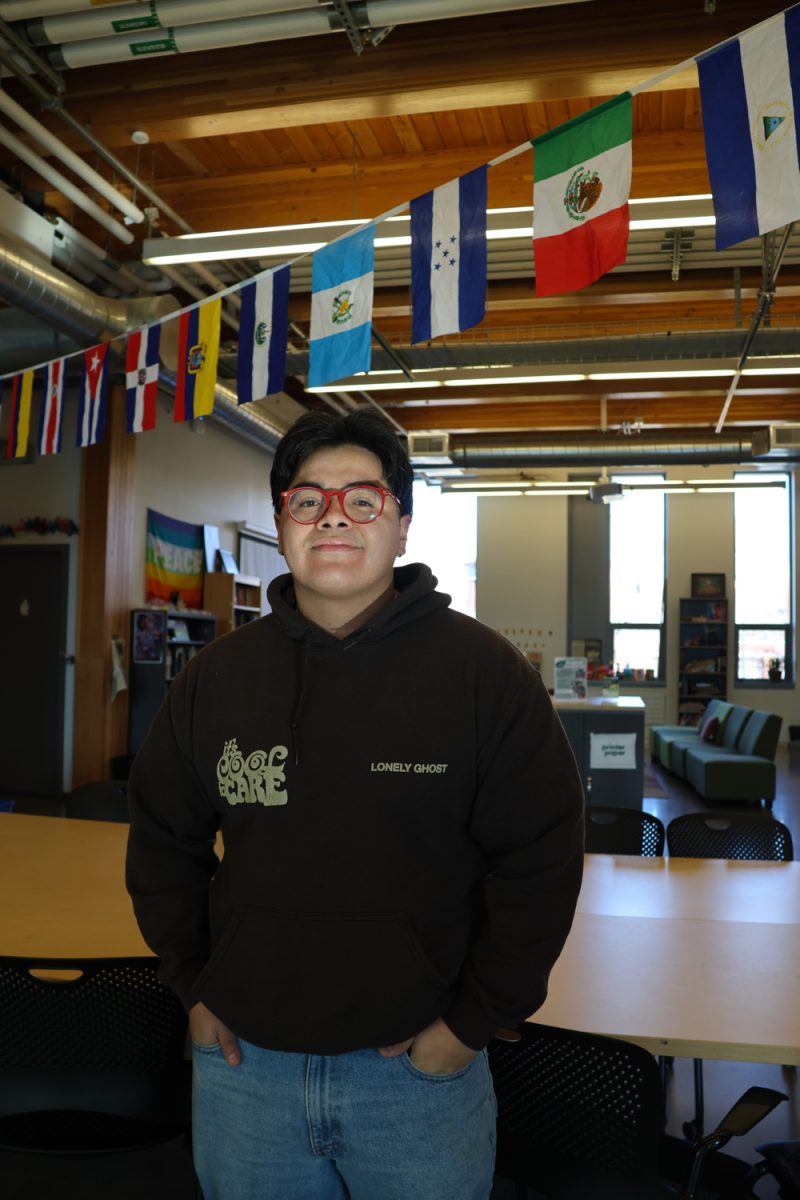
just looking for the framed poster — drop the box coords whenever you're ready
[132,609,166,664]
[691,573,725,598]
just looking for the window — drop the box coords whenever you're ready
[608,476,666,677]
[406,482,476,617]
[238,527,284,615]
[734,473,792,682]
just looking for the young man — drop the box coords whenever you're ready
[126,409,584,1200]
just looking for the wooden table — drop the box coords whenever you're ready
[2,814,798,1065]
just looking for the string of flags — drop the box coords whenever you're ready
[2,2,800,462]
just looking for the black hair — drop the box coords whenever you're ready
[270,409,414,517]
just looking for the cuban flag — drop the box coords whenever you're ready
[76,342,109,448]
[173,297,221,422]
[308,226,375,388]
[410,165,487,344]
[38,358,66,456]
[237,266,290,404]
[698,6,800,250]
[6,369,34,459]
[125,324,160,433]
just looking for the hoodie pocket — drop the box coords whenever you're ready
[193,907,451,1055]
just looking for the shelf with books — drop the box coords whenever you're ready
[677,595,728,725]
[204,572,263,637]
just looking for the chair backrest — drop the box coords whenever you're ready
[585,806,665,856]
[720,705,752,749]
[737,710,782,761]
[64,781,129,822]
[666,813,794,861]
[0,956,188,1149]
[488,1022,663,1189]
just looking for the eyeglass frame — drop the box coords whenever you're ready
[279,484,402,525]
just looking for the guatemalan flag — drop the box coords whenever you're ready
[6,369,34,459]
[126,324,160,433]
[410,165,487,343]
[237,267,290,404]
[77,342,110,447]
[698,5,800,250]
[174,297,221,422]
[308,226,375,388]
[38,358,66,456]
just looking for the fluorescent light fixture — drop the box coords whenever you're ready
[307,380,437,393]
[525,488,591,496]
[587,369,734,381]
[442,374,587,387]
[742,366,800,375]
[448,480,534,489]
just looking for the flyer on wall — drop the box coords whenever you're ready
[554,656,588,701]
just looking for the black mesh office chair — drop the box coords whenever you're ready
[489,1022,786,1200]
[63,780,129,822]
[666,812,794,861]
[0,956,196,1199]
[665,811,793,1140]
[585,806,665,856]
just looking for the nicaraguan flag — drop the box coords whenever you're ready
[38,358,66,456]
[126,324,161,433]
[77,342,110,447]
[237,266,290,404]
[174,297,221,422]
[6,369,34,459]
[308,227,375,388]
[410,165,487,343]
[698,6,800,250]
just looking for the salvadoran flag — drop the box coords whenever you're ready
[126,324,161,433]
[38,358,66,456]
[697,7,800,250]
[533,94,632,297]
[308,226,375,388]
[77,342,110,448]
[410,166,487,344]
[174,297,221,422]
[6,369,34,459]
[237,266,290,404]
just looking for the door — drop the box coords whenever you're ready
[0,545,69,797]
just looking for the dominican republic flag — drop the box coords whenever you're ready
[410,166,487,344]
[77,342,110,447]
[533,93,632,296]
[6,369,34,459]
[38,358,66,455]
[697,6,800,251]
[237,267,290,404]
[126,324,160,433]
[308,226,375,388]
[174,297,221,422]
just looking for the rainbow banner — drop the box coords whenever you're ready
[145,508,205,608]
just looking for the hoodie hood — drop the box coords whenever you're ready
[266,562,452,648]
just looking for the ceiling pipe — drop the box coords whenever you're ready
[0,308,81,372]
[0,123,134,244]
[449,438,762,468]
[0,87,144,224]
[24,0,321,44]
[42,0,594,68]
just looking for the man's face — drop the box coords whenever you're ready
[277,444,411,614]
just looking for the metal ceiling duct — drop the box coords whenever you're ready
[448,436,773,468]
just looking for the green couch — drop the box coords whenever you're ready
[650,701,782,808]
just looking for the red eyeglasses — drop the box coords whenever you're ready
[280,485,400,525]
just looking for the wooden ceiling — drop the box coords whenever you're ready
[3,0,800,445]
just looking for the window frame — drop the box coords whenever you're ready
[608,475,667,682]
[733,471,793,687]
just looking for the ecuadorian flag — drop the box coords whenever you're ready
[6,370,34,460]
[173,297,221,422]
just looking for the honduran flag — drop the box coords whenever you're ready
[697,6,800,251]
[533,94,632,297]
[126,324,160,433]
[308,226,375,388]
[38,358,66,456]
[237,267,290,404]
[77,342,110,448]
[173,297,221,422]
[6,369,34,459]
[410,165,487,344]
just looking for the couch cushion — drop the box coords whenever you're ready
[721,704,752,749]
[652,730,698,773]
[737,710,782,760]
[684,750,777,803]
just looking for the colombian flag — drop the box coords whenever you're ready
[173,297,221,422]
[6,370,34,459]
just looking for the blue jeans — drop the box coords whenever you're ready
[192,1037,497,1199]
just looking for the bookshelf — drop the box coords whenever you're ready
[203,572,263,637]
[128,608,216,754]
[677,596,728,726]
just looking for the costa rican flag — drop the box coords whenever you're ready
[38,358,66,456]
[76,342,109,447]
[237,267,290,404]
[125,324,160,433]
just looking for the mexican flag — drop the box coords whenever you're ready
[533,94,632,297]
